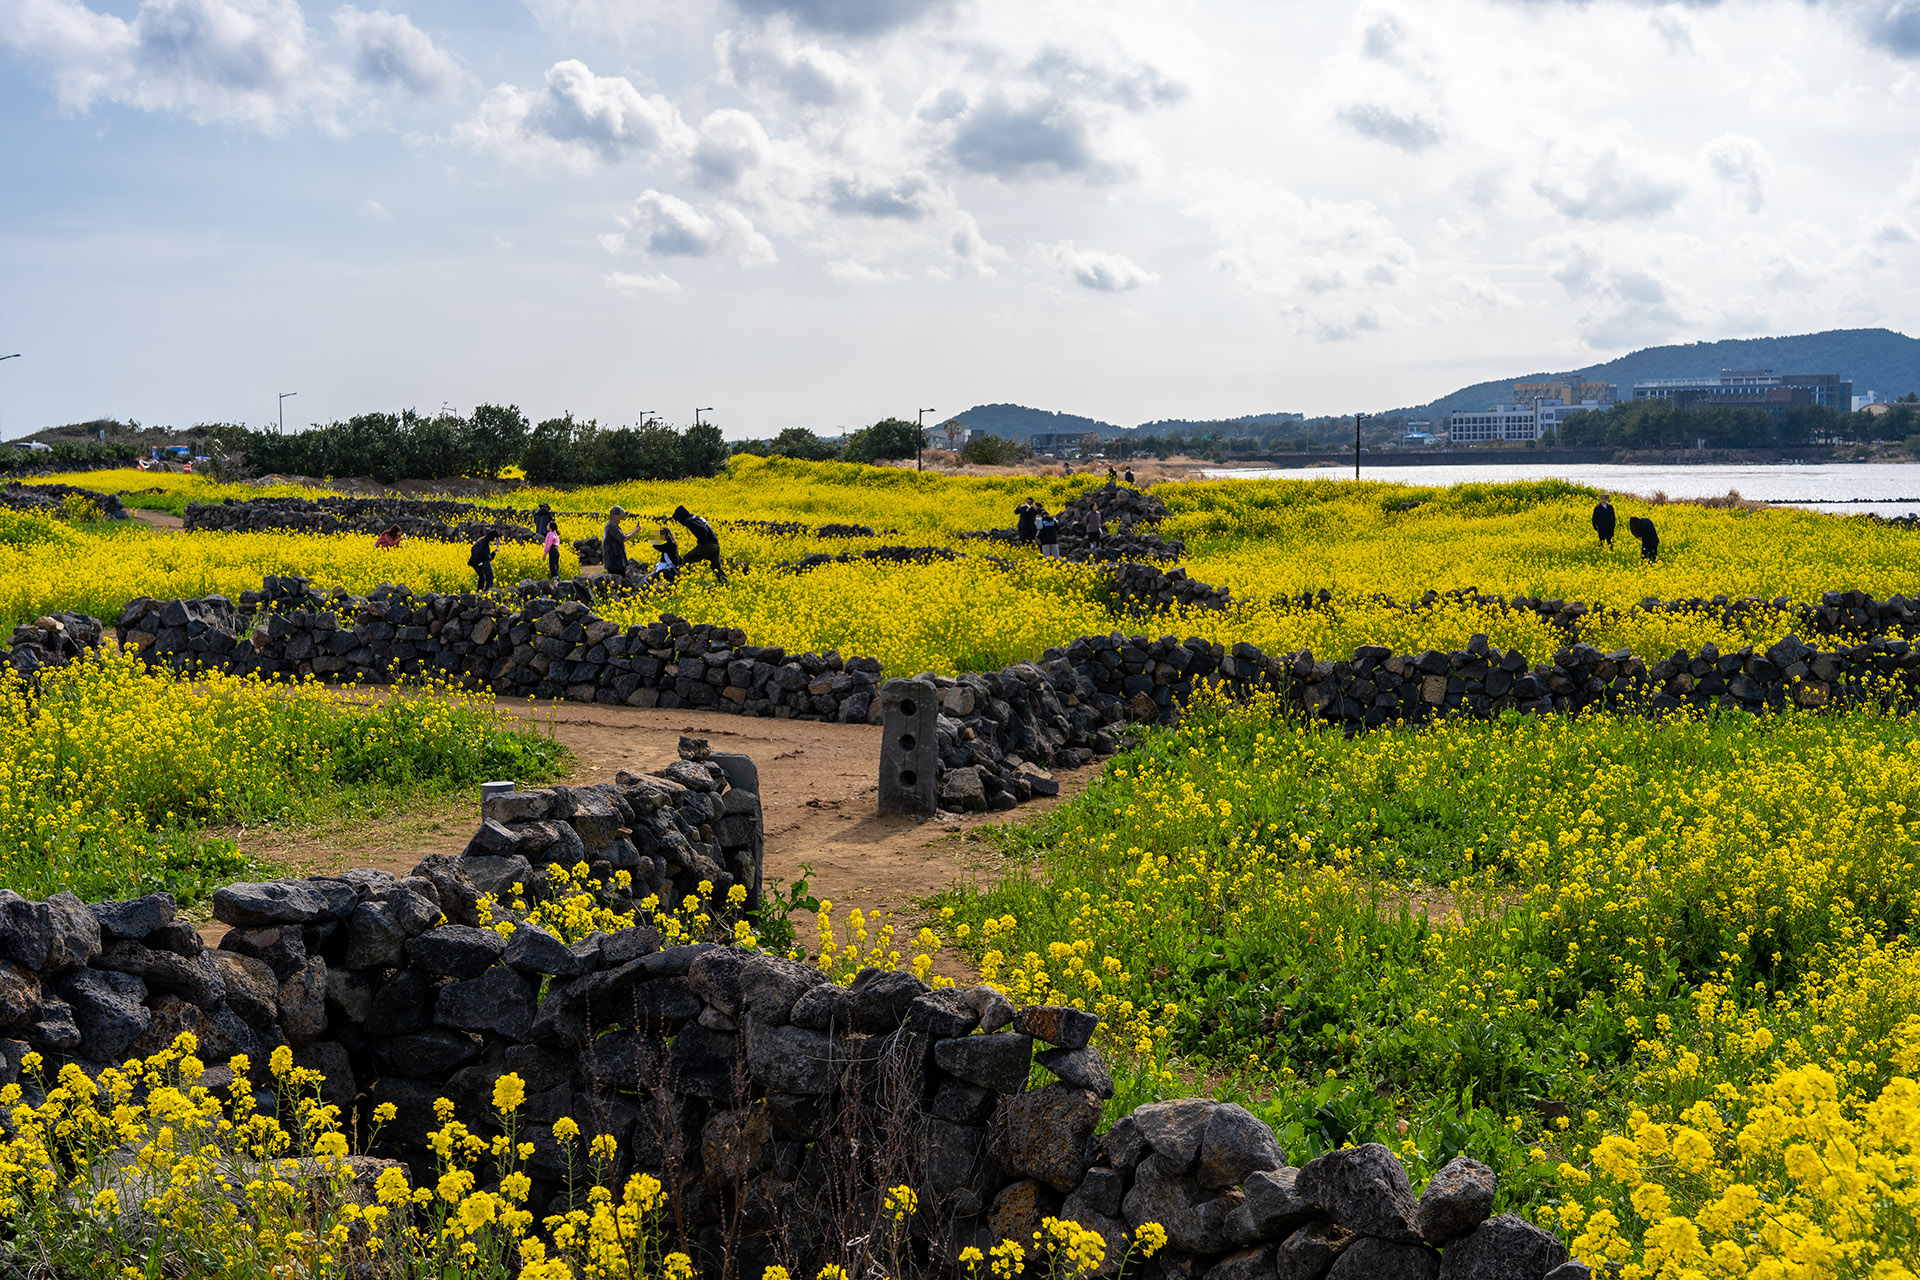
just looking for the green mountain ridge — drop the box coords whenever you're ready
[955,329,1920,440]
[1394,327,1920,420]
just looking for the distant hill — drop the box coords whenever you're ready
[1137,411,1306,433]
[1403,328,1920,418]
[949,404,1120,440]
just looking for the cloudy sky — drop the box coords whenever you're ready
[3,0,1920,437]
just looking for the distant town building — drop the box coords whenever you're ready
[1513,378,1617,406]
[1632,369,1852,413]
[1448,399,1609,443]
[1449,405,1540,443]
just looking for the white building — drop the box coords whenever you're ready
[1448,400,1607,442]
[1449,405,1540,442]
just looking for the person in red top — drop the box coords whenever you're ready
[375,525,403,548]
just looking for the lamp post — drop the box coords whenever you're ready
[694,407,714,428]
[278,391,297,435]
[0,354,20,442]
[1354,412,1365,480]
[916,407,936,471]
[637,410,656,428]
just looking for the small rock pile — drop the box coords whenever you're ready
[1106,564,1233,615]
[0,481,119,515]
[963,484,1186,563]
[1089,1106,1575,1280]
[183,496,537,545]
[782,546,961,573]
[2,612,106,679]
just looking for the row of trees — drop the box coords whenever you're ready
[222,408,730,485]
[729,420,1037,466]
[1553,399,1920,450]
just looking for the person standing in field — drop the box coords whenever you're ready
[468,532,496,590]
[543,524,562,579]
[672,505,729,583]
[533,503,554,539]
[1084,502,1104,549]
[1016,499,1037,545]
[1124,467,1136,485]
[603,506,631,578]
[1036,506,1060,558]
[1591,501,1616,549]
[375,524,403,548]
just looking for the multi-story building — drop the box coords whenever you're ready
[1632,370,1852,413]
[1449,405,1541,442]
[1513,378,1617,406]
[1448,400,1609,442]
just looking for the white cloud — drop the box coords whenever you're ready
[356,198,391,219]
[824,259,900,283]
[457,60,693,171]
[604,270,683,293]
[0,0,458,131]
[1050,241,1158,292]
[1184,174,1417,340]
[612,190,778,266]
[1533,147,1685,222]
[1703,134,1771,213]
[331,6,463,96]
[1338,100,1444,152]
[729,0,955,37]
[1532,233,1704,349]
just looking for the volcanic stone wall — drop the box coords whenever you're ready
[115,575,894,722]
[106,573,1920,817]
[1,612,106,680]
[184,495,538,544]
[0,769,1582,1279]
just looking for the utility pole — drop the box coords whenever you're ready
[637,410,656,428]
[694,407,714,428]
[916,407,936,471]
[1354,412,1365,480]
[278,391,297,435]
[0,355,18,445]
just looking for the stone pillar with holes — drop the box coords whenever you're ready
[878,677,939,818]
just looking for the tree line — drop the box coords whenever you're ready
[1552,398,1920,450]
[165,410,1041,483]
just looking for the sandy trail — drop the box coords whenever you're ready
[203,701,1101,964]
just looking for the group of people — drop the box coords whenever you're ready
[1015,498,1104,558]
[380,501,727,592]
[1590,501,1659,561]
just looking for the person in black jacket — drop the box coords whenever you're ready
[1628,515,1659,561]
[648,527,681,585]
[533,503,554,539]
[1015,500,1037,545]
[1036,506,1060,558]
[1591,501,1616,549]
[673,505,729,583]
[603,506,630,578]
[468,533,496,590]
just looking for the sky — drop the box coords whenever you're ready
[3,0,1920,438]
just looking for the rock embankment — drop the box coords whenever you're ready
[0,747,1583,1278]
[184,495,537,544]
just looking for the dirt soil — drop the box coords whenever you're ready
[127,508,183,531]
[200,702,1102,973]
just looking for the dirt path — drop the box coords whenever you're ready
[128,508,184,531]
[205,702,1103,965]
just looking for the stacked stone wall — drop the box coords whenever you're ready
[0,755,1583,1278]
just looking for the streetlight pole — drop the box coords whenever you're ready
[1354,412,1365,480]
[0,355,18,441]
[916,407,936,471]
[278,391,297,436]
[695,407,714,429]
[637,410,656,428]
